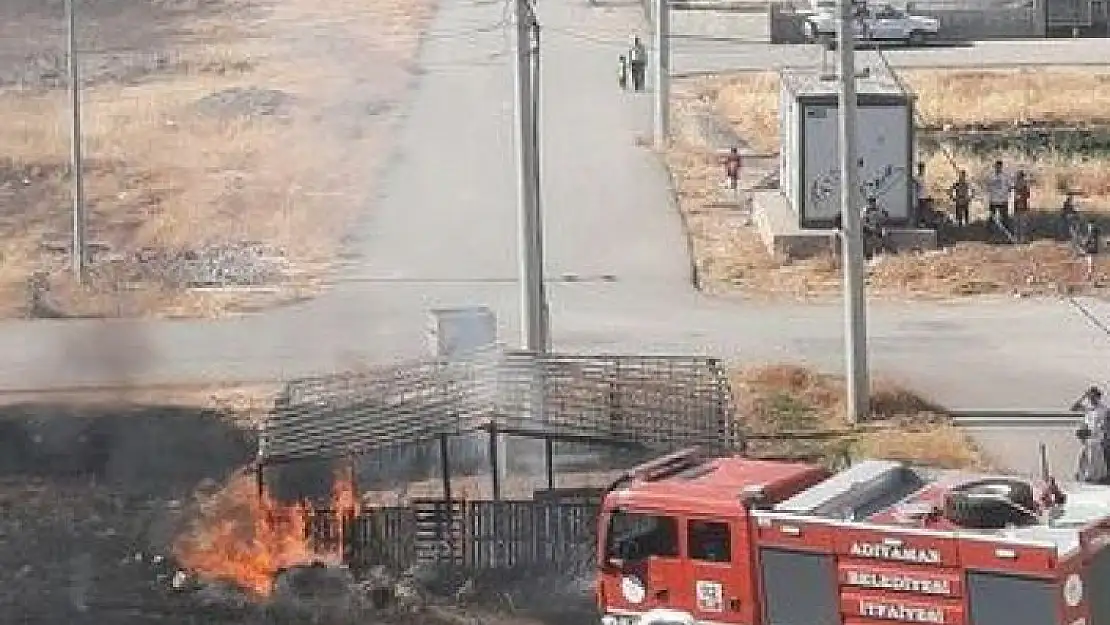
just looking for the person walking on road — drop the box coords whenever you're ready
[984,159,1013,237]
[628,36,647,92]
[949,169,972,227]
[1072,386,1110,485]
[617,54,628,91]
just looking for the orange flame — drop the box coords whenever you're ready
[173,468,361,597]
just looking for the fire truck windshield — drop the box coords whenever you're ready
[604,511,679,561]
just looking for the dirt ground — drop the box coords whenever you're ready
[0,402,257,623]
[732,364,988,470]
[0,0,433,318]
[668,68,1110,300]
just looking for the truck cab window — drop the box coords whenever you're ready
[688,520,731,563]
[606,512,679,560]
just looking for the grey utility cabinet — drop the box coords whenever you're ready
[779,69,916,229]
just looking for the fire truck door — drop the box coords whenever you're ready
[601,511,689,613]
[684,517,747,623]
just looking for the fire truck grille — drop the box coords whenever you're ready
[1087,547,1110,625]
[966,571,1054,625]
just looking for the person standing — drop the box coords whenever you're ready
[617,55,628,91]
[912,161,929,217]
[984,159,1013,237]
[1061,191,1080,241]
[1073,387,1110,485]
[1013,170,1032,242]
[948,169,972,227]
[1080,221,1102,282]
[628,36,647,92]
[722,147,742,190]
[861,196,892,259]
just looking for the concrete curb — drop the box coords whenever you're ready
[652,144,705,291]
[949,410,1080,428]
[671,1,770,12]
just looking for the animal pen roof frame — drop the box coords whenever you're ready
[254,349,741,491]
[779,67,918,228]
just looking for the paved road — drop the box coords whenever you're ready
[674,39,1110,75]
[3,0,1110,443]
[667,10,1110,74]
[965,423,1081,479]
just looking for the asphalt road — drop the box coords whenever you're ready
[3,0,1110,471]
[667,10,1110,74]
[964,423,1082,479]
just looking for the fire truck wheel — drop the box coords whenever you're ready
[942,478,1038,529]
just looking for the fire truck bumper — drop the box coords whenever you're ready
[602,609,696,625]
[600,614,640,625]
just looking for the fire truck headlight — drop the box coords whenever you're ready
[1064,574,1084,608]
[621,575,647,604]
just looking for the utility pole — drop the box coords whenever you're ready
[66,0,87,282]
[513,0,548,354]
[837,0,870,424]
[653,0,670,146]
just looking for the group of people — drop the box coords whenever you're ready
[918,158,1103,278]
[922,159,1033,237]
[617,36,648,92]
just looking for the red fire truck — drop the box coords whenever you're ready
[596,448,1110,625]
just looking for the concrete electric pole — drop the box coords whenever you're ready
[837,0,870,424]
[653,0,670,146]
[513,0,549,354]
[66,0,87,282]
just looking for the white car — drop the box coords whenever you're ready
[806,4,941,47]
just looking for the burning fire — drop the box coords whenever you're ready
[173,467,360,597]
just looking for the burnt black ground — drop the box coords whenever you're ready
[0,403,258,625]
[0,404,599,625]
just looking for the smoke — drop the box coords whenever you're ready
[66,322,154,397]
[67,552,91,613]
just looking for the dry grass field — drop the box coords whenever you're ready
[732,364,987,469]
[712,68,1110,207]
[668,68,1110,300]
[0,0,434,318]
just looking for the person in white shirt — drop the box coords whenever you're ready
[912,161,928,214]
[1073,386,1110,484]
[983,159,1013,234]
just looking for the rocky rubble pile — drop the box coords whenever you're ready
[121,243,289,288]
[69,242,291,289]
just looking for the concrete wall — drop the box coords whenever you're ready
[767,2,1046,43]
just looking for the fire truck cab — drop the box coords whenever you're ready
[597,448,1110,625]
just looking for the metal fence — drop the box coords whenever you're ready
[310,497,601,573]
[260,350,738,464]
[1048,0,1094,26]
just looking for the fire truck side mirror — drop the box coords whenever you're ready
[608,538,642,565]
